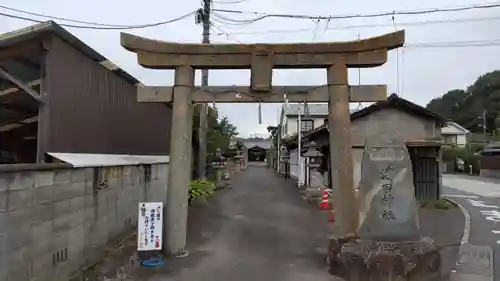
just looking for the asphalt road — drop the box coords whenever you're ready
[443,174,497,280]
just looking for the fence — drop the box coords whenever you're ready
[0,162,169,281]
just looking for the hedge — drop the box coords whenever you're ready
[442,147,480,175]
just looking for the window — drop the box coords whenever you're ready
[443,135,457,145]
[300,119,314,133]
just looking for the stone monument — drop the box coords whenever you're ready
[212,148,225,188]
[328,134,441,281]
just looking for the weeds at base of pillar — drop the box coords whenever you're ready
[167,250,189,259]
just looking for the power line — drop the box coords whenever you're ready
[211,15,500,36]
[213,0,250,4]
[212,23,242,42]
[0,8,196,30]
[406,40,500,48]
[213,2,500,22]
[210,25,500,48]
[0,4,131,27]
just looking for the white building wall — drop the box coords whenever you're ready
[287,148,363,189]
[284,117,326,138]
[289,149,306,186]
[457,134,467,146]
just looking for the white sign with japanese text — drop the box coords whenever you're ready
[137,202,163,251]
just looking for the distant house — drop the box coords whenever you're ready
[283,94,446,201]
[230,137,272,162]
[441,121,470,147]
[279,104,358,139]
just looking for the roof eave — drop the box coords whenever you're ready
[0,21,141,85]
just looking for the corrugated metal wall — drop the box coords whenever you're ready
[44,36,172,155]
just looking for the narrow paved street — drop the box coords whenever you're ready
[147,165,339,281]
[442,174,496,280]
[80,168,464,281]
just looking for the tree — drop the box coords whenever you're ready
[267,126,278,138]
[426,89,468,120]
[425,70,500,134]
[193,105,239,155]
[235,140,245,151]
[267,125,279,148]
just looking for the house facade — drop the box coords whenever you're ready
[441,121,469,147]
[279,104,358,139]
[230,138,272,161]
[279,104,328,139]
[282,94,445,201]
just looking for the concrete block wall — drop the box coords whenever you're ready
[0,163,169,281]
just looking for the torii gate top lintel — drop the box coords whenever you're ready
[120,30,405,70]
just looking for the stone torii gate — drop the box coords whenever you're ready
[121,30,405,257]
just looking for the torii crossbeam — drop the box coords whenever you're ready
[121,30,405,257]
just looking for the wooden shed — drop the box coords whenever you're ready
[284,94,445,202]
[0,21,172,163]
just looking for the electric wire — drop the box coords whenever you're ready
[311,19,321,42]
[213,0,250,4]
[1,1,499,31]
[211,24,500,48]
[0,9,196,30]
[213,2,500,21]
[1,2,499,49]
[0,4,134,27]
[393,15,401,96]
[210,15,500,36]
[211,23,243,43]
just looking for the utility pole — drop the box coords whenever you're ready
[483,109,487,136]
[196,0,211,179]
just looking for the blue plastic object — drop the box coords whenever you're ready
[141,256,166,268]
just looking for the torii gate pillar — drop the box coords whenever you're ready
[327,63,358,234]
[165,66,194,256]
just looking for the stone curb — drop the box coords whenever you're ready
[444,197,470,244]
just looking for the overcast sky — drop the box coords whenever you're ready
[1,0,499,137]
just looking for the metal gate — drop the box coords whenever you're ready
[411,157,440,202]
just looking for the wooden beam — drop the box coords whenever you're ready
[136,50,388,69]
[348,85,386,102]
[0,68,43,102]
[0,116,37,132]
[1,103,36,115]
[250,50,273,92]
[121,30,404,54]
[137,85,387,103]
[0,41,42,61]
[0,79,41,97]
[100,60,119,71]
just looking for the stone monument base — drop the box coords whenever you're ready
[328,235,442,281]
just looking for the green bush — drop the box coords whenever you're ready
[468,143,485,153]
[188,179,216,203]
[442,147,480,175]
[420,199,457,210]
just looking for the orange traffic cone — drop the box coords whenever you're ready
[319,190,329,210]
